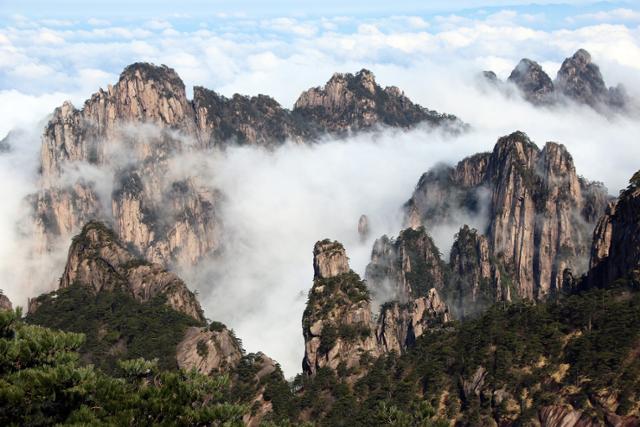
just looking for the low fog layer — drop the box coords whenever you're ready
[1,59,640,377]
[184,94,640,376]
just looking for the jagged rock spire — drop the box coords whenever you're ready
[312,239,351,279]
[303,239,377,377]
[507,58,555,104]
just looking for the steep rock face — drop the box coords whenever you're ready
[302,240,378,376]
[405,131,608,301]
[312,239,351,279]
[376,288,450,353]
[556,49,608,108]
[59,221,204,321]
[110,170,220,266]
[36,63,463,270]
[293,69,463,134]
[589,174,640,286]
[508,58,555,105]
[41,63,194,178]
[37,63,217,267]
[448,225,507,318]
[365,227,446,302]
[404,154,491,233]
[364,228,452,353]
[176,324,243,375]
[32,182,102,252]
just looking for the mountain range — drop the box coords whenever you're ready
[1,48,640,426]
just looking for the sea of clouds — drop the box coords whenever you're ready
[0,8,640,376]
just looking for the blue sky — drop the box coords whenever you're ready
[1,1,638,27]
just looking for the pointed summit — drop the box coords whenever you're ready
[556,48,608,107]
[507,58,554,104]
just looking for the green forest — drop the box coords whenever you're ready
[4,276,639,425]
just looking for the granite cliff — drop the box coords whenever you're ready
[33,63,464,272]
[403,131,609,306]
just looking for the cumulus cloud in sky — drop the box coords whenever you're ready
[0,3,640,376]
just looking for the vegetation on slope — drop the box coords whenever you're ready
[0,308,245,426]
[26,284,202,373]
[287,279,640,425]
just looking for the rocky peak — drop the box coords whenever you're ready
[404,131,609,303]
[36,64,464,270]
[41,62,194,178]
[507,58,555,104]
[58,221,204,321]
[556,49,608,107]
[313,239,350,279]
[361,227,453,355]
[303,240,378,377]
[481,70,499,84]
[119,62,186,92]
[487,49,632,112]
[293,69,463,133]
[365,227,446,303]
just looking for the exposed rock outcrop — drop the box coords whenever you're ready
[507,58,555,105]
[305,235,452,373]
[235,352,282,427]
[357,214,370,241]
[293,69,464,134]
[405,131,609,302]
[376,288,450,353]
[312,239,351,279]
[35,63,463,270]
[176,324,243,375]
[556,49,609,108]
[0,291,12,311]
[41,63,195,178]
[448,225,507,318]
[56,221,204,321]
[193,88,311,147]
[365,227,446,302]
[302,240,379,376]
[538,405,599,427]
[32,181,102,252]
[589,173,640,287]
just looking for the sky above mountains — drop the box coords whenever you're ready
[0,0,639,138]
